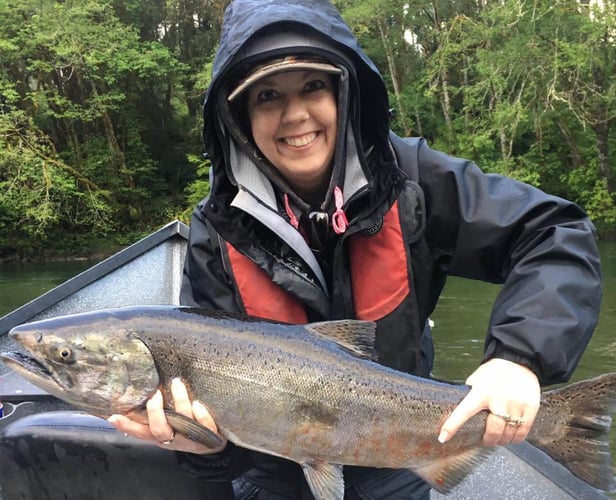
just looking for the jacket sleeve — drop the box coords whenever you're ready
[180,199,241,313]
[417,141,602,386]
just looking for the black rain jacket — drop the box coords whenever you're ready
[178,0,602,492]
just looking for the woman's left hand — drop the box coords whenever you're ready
[437,358,541,446]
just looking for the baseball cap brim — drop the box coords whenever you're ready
[227,56,341,102]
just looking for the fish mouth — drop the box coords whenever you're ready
[1,351,62,388]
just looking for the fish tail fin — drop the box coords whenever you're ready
[528,372,616,492]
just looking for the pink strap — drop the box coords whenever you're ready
[332,186,348,235]
[284,194,300,229]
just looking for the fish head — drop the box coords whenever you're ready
[2,313,159,417]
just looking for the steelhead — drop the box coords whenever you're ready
[2,306,616,497]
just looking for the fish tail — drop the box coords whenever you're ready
[528,372,616,492]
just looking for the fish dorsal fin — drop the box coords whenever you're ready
[301,461,344,500]
[305,320,377,360]
[413,446,495,494]
[163,410,227,452]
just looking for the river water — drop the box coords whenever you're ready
[0,244,615,382]
[429,240,616,384]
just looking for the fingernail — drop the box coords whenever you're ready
[172,378,182,387]
[108,415,119,425]
[147,390,162,408]
[192,400,207,417]
[438,431,449,444]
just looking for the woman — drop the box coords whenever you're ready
[109,0,602,498]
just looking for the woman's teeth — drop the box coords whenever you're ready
[283,132,317,147]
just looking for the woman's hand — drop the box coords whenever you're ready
[108,378,223,454]
[437,358,541,446]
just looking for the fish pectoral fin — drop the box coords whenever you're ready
[306,320,377,360]
[412,446,495,494]
[301,461,344,500]
[163,410,226,451]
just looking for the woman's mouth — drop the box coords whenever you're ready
[282,132,318,147]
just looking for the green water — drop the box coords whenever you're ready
[1,244,615,382]
[0,260,97,316]
[430,240,616,384]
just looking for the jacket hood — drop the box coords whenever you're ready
[203,0,390,194]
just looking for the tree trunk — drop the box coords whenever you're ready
[377,18,412,136]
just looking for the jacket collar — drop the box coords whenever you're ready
[227,122,369,295]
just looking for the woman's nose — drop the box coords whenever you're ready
[281,95,309,123]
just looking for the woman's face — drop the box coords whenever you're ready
[247,70,337,198]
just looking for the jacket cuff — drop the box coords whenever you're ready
[177,443,252,482]
[483,341,543,384]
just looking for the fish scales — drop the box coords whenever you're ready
[3,305,616,498]
[136,311,481,467]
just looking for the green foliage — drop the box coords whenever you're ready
[2,0,616,259]
[0,83,115,256]
[179,153,211,223]
[0,0,213,257]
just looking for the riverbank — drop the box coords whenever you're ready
[0,229,152,263]
[4,224,616,263]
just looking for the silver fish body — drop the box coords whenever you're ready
[2,306,615,498]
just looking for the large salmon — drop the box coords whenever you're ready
[2,305,615,498]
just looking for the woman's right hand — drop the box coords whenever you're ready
[108,378,223,455]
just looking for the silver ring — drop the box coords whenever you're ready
[492,412,524,427]
[161,430,175,445]
[507,417,524,427]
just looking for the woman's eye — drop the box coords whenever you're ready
[256,88,279,103]
[304,79,327,93]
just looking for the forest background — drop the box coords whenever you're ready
[1,0,615,259]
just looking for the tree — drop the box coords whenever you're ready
[0,0,193,255]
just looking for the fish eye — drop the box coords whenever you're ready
[54,344,74,363]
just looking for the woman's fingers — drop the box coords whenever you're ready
[438,359,540,446]
[108,414,151,440]
[146,389,175,444]
[108,379,223,455]
[193,400,218,431]
[438,385,484,444]
[171,377,193,417]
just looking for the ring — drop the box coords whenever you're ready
[161,430,175,445]
[507,416,525,427]
[492,412,524,427]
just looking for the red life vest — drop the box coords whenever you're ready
[225,201,409,323]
